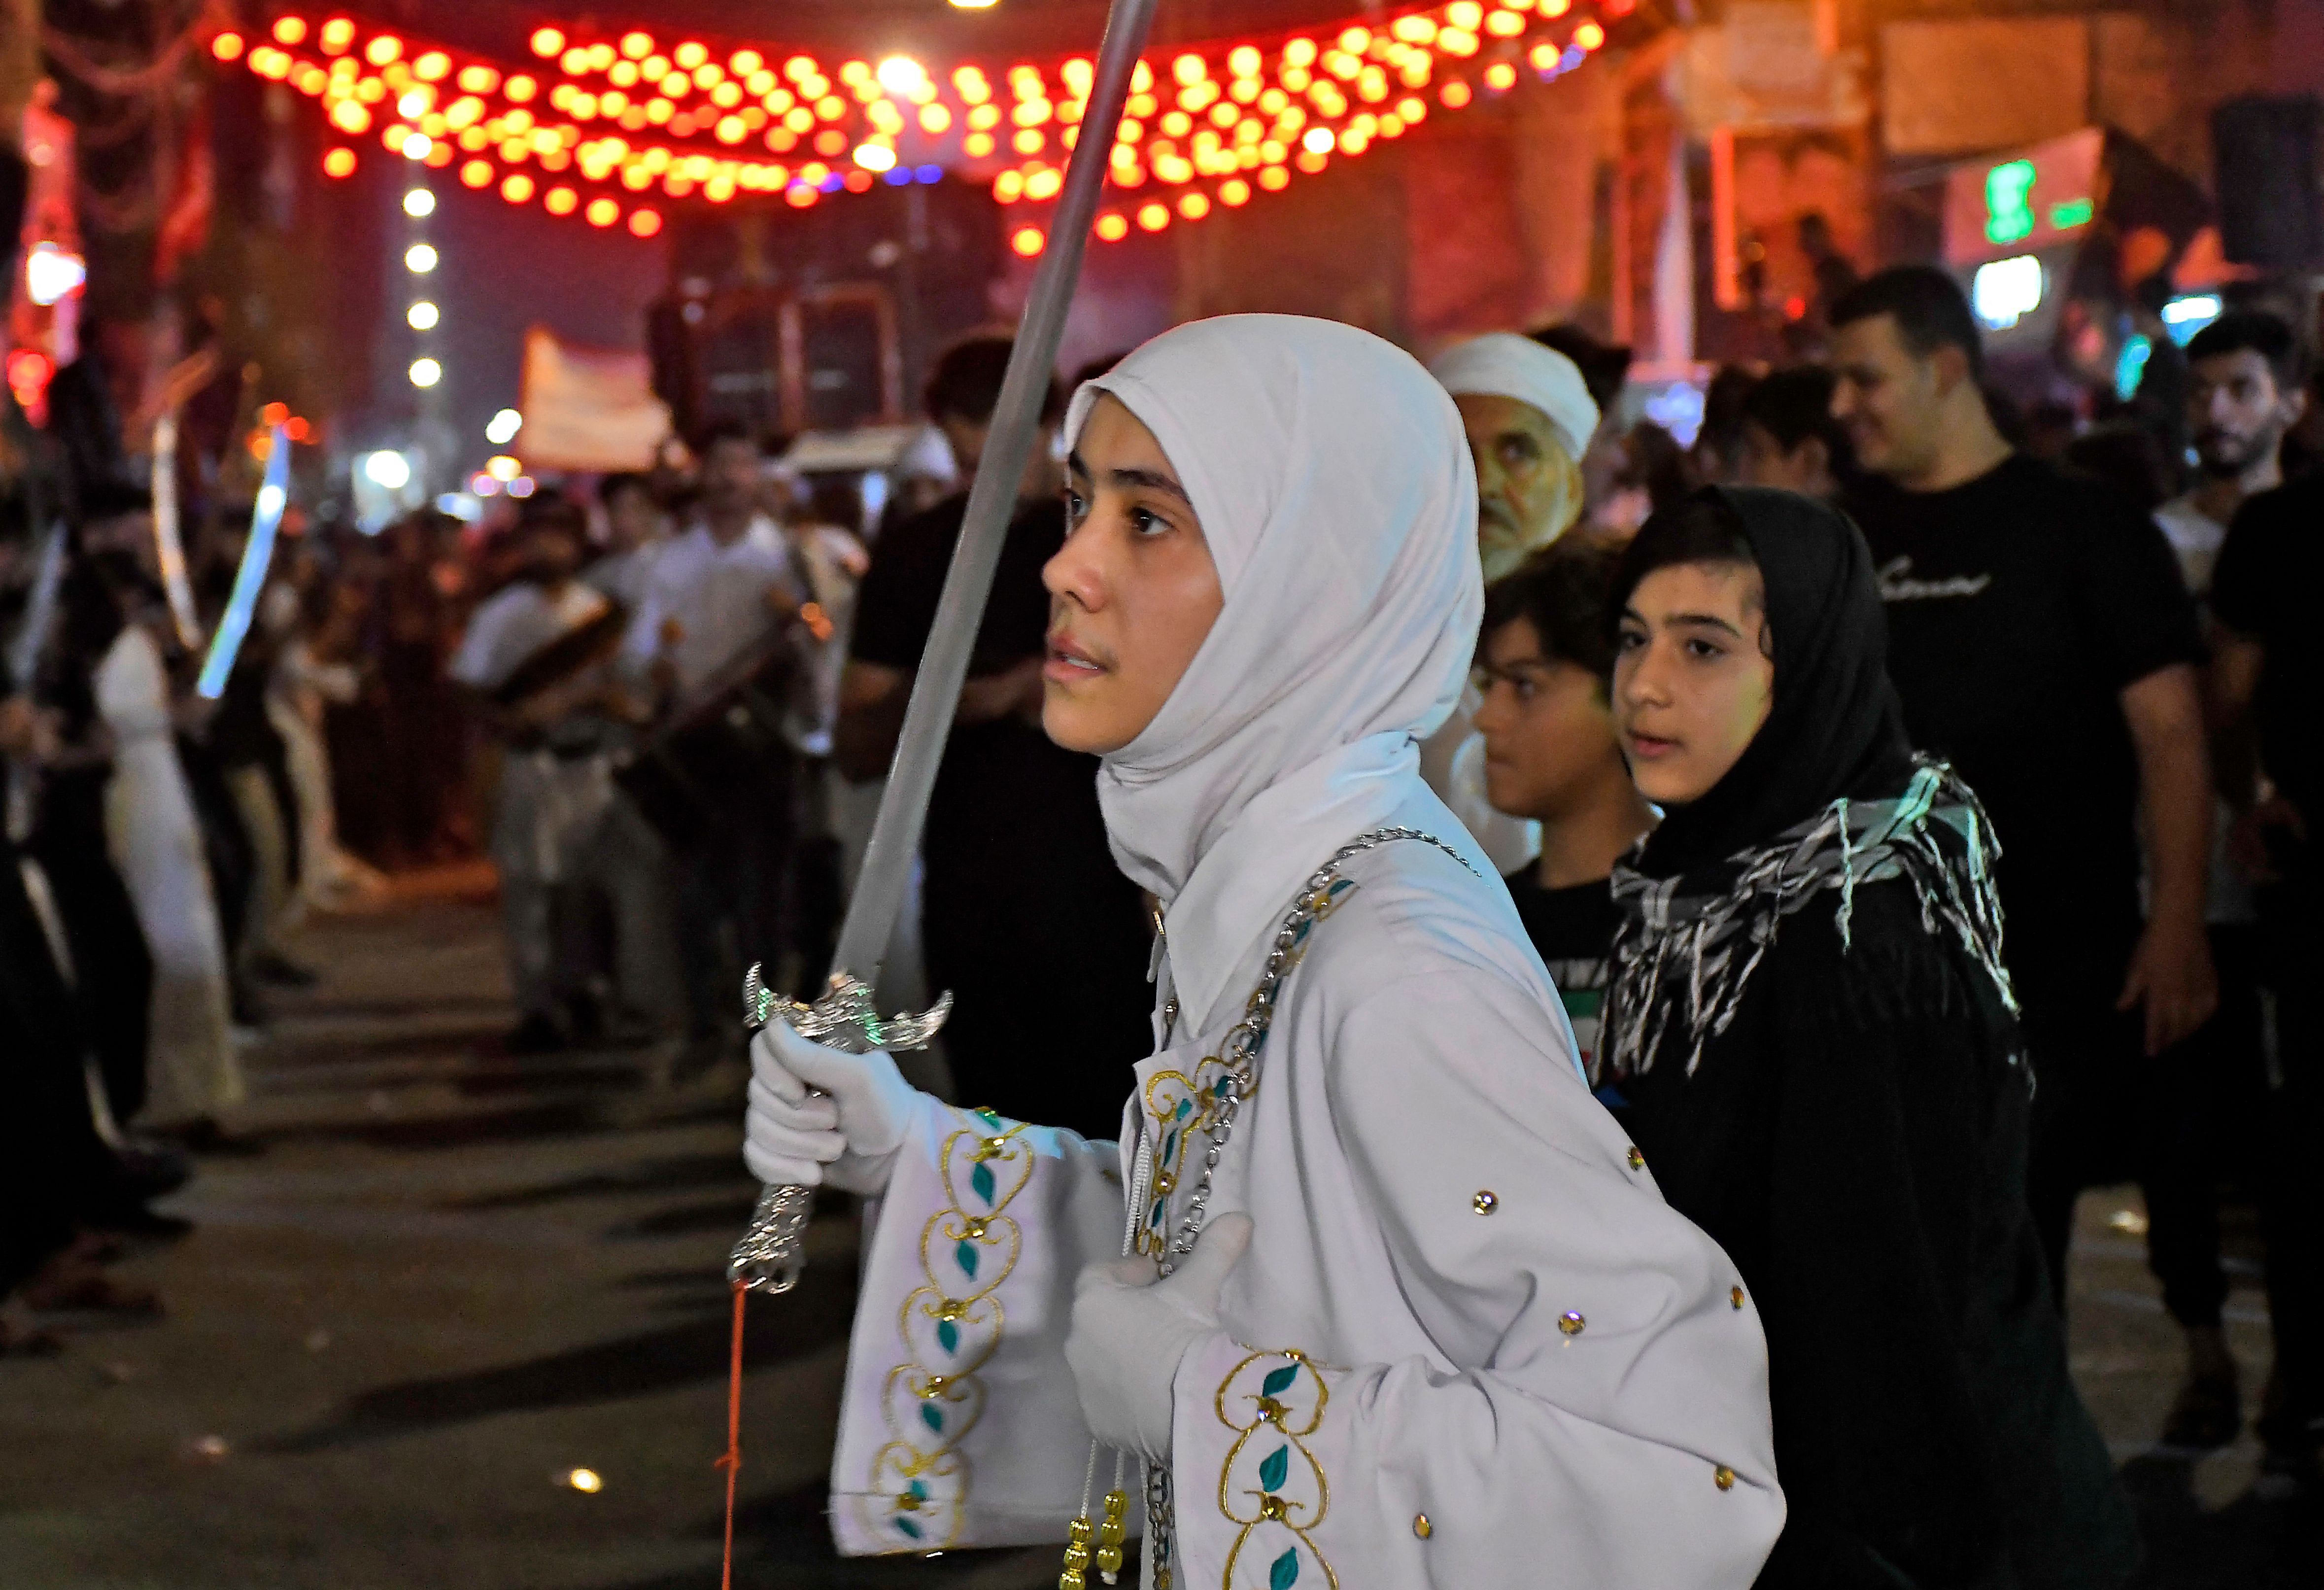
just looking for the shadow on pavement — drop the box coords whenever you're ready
[257,1275,856,1454]
[2119,1452,2323,1588]
[445,1151,746,1212]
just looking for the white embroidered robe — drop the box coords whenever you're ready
[829,817,1784,1588]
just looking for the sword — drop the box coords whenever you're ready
[195,421,291,701]
[151,409,201,651]
[728,0,1161,1295]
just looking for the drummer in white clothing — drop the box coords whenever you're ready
[623,424,810,1063]
[745,317,1781,1588]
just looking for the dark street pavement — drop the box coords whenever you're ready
[0,873,2316,1588]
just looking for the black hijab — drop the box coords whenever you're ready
[1615,485,1913,881]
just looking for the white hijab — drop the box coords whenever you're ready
[1065,314,1484,1026]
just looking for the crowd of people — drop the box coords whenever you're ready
[736,272,2315,1585]
[5,263,2319,1577]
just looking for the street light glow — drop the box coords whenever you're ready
[485,409,522,445]
[407,301,440,330]
[404,188,436,217]
[405,243,438,273]
[409,357,443,388]
[362,450,412,490]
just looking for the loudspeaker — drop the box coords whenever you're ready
[2212,96,2324,270]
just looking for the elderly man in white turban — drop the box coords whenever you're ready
[745,315,1778,1590]
[1421,332,1603,871]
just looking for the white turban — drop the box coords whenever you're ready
[1427,332,1601,462]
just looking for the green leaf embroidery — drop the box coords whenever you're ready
[896,1515,923,1540]
[920,1403,944,1434]
[955,1241,979,1278]
[936,1319,959,1355]
[974,1107,1002,1130]
[1328,879,1353,898]
[1258,1443,1290,1493]
[1260,1363,1299,1398]
[1162,1127,1180,1165]
[970,1161,995,1206]
[910,1481,929,1500]
[1175,1098,1192,1120]
[1269,1548,1300,1590]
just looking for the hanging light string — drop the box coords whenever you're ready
[210,2,1621,247]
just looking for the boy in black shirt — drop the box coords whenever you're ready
[1831,267,2213,1304]
[1472,542,1655,1087]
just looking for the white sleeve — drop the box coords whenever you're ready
[1168,974,1784,1590]
[94,630,171,738]
[446,594,509,688]
[830,1098,1128,1555]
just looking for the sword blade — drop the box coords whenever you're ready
[829,0,1160,986]
[151,410,201,651]
[196,422,291,700]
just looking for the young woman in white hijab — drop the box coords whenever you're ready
[745,315,1780,1589]
[1422,332,1599,873]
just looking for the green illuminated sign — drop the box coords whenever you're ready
[1985,159,2036,245]
[2049,197,2094,230]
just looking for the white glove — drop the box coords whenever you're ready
[744,1019,924,1196]
[1065,1213,1253,1462]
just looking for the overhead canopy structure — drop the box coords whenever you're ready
[211,1,1621,250]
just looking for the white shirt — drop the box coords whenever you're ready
[2154,494,2230,599]
[582,538,666,615]
[621,518,800,695]
[449,581,609,692]
[828,775,1784,1587]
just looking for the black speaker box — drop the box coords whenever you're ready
[2212,96,2324,271]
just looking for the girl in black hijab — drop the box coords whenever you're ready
[1603,487,2137,1590]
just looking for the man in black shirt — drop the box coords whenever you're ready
[2211,468,2324,1479]
[838,339,1150,1138]
[1832,266,2215,1302]
[1471,542,1654,1093]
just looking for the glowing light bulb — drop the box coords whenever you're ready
[405,242,439,273]
[409,357,443,388]
[407,301,439,330]
[403,187,435,217]
[363,450,412,490]
[485,409,522,445]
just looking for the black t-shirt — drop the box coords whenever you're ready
[849,490,1151,1134]
[850,492,1083,876]
[1503,870,1619,1084]
[2211,473,2323,829]
[1846,454,2200,997]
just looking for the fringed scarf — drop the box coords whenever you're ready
[1604,758,2015,1082]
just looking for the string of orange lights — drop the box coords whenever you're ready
[211,2,1620,252]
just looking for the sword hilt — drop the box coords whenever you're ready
[729,965,950,1294]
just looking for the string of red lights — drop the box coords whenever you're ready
[211,3,1618,250]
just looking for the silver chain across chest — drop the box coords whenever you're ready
[1136,826,1475,1585]
[1152,825,1476,1276]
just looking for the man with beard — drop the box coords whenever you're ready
[2157,312,2308,597]
[2133,311,2309,1451]
[1422,333,1600,872]
[2209,317,2324,1485]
